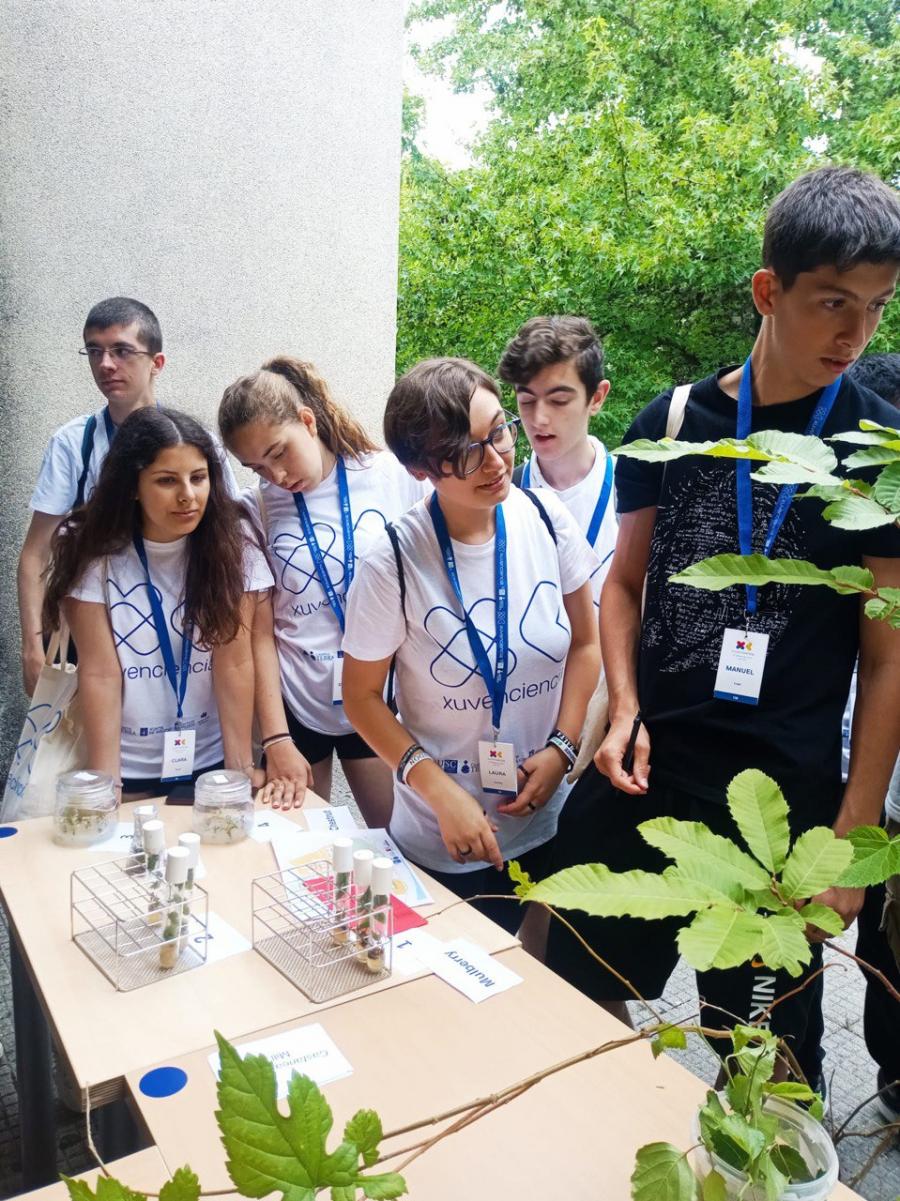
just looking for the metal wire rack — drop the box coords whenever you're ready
[252,859,392,1002]
[70,853,209,990]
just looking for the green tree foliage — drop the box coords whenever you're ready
[400,1,900,446]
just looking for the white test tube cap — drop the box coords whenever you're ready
[141,820,166,854]
[371,856,393,896]
[332,837,354,873]
[134,804,157,820]
[353,849,374,890]
[178,831,201,867]
[165,845,190,884]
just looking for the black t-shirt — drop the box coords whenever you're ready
[616,368,900,825]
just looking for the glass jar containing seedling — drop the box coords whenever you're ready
[192,770,254,844]
[141,819,166,926]
[331,838,354,946]
[365,857,393,975]
[352,849,375,962]
[160,846,190,970]
[53,771,118,846]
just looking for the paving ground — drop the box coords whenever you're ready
[1,771,897,1198]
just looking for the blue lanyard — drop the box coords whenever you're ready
[132,534,193,722]
[429,493,509,734]
[292,458,354,634]
[522,448,613,546]
[736,356,842,614]
[103,407,117,444]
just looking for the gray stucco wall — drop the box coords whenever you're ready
[0,0,405,768]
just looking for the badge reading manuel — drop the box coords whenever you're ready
[714,628,770,706]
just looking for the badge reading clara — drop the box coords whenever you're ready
[162,728,196,782]
[478,739,518,795]
[714,628,770,705]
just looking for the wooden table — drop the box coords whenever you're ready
[20,1149,169,1200]
[0,796,516,1186]
[125,948,859,1200]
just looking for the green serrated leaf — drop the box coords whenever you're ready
[640,818,771,890]
[614,437,722,462]
[726,770,789,873]
[830,564,877,594]
[718,1114,766,1159]
[212,1031,406,1201]
[842,446,900,470]
[652,1025,688,1059]
[865,597,890,620]
[344,1110,383,1168]
[770,1143,815,1184]
[872,462,900,513]
[837,825,900,887]
[528,862,728,918]
[357,1173,408,1199]
[631,1142,700,1201]
[670,554,837,592]
[828,430,899,446]
[796,902,844,936]
[678,908,766,972]
[755,1153,789,1201]
[821,495,897,530]
[751,463,842,486]
[61,1178,146,1201]
[763,1082,816,1103]
[159,1168,200,1201]
[781,828,854,900]
[508,859,535,898]
[746,431,837,474]
[706,1127,749,1171]
[700,1169,727,1201]
[858,420,900,436]
[757,911,811,976]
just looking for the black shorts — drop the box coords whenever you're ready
[121,760,225,797]
[284,704,376,765]
[545,764,827,1081]
[417,838,556,935]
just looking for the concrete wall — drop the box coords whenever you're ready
[0,0,405,766]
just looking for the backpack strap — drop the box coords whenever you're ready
[666,384,692,439]
[512,462,525,488]
[73,414,98,509]
[520,487,558,545]
[384,522,406,713]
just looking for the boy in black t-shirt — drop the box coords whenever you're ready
[547,166,900,1088]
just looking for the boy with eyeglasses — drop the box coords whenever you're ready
[17,296,165,694]
[499,315,616,607]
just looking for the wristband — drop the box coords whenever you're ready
[401,748,432,785]
[397,742,426,784]
[546,729,578,769]
[261,731,291,748]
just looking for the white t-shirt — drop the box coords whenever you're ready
[30,406,239,515]
[68,536,273,779]
[342,486,597,873]
[523,436,618,607]
[244,451,427,737]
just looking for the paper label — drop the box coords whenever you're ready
[208,1023,352,1097]
[161,728,196,782]
[186,912,251,964]
[411,935,523,1003]
[714,628,770,705]
[478,739,517,795]
[331,652,344,705]
[304,806,360,834]
[270,827,433,907]
[250,810,303,843]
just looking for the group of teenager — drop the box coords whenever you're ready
[15,164,900,1114]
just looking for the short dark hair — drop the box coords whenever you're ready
[763,167,900,289]
[848,353,900,409]
[83,297,162,355]
[498,315,605,397]
[384,358,501,479]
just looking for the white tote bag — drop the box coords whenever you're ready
[2,625,86,821]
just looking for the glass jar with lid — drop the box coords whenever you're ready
[192,770,254,844]
[53,770,118,846]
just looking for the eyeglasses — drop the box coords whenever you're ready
[79,345,154,363]
[462,414,521,476]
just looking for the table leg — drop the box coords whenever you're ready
[10,936,58,1187]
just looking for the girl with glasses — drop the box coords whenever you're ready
[219,357,427,825]
[42,407,279,799]
[342,358,601,929]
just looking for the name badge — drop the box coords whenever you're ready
[714,628,770,706]
[162,727,196,782]
[478,739,518,795]
[332,652,344,706]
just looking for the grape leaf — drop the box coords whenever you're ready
[726,770,789,873]
[344,1110,384,1168]
[639,818,771,890]
[837,825,900,887]
[670,554,836,592]
[781,829,853,899]
[631,1142,700,1201]
[62,1178,146,1201]
[213,1031,406,1201]
[507,859,535,898]
[651,1025,688,1058]
[678,908,766,972]
[159,1169,201,1201]
[757,911,811,977]
[528,862,727,918]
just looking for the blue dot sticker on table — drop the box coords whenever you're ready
[0,827,18,838]
[139,1066,188,1098]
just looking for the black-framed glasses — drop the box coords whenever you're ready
[462,413,521,476]
[79,345,155,363]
